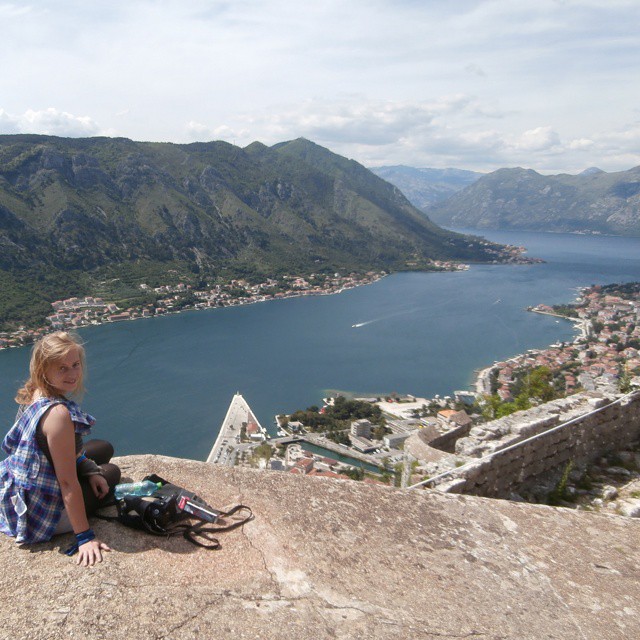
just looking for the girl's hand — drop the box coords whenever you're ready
[77,538,111,567]
[88,474,109,499]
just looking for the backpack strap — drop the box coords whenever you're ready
[179,504,254,548]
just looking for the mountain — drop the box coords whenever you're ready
[369,165,482,210]
[428,166,640,235]
[579,167,604,176]
[0,135,509,328]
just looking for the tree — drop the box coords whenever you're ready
[327,430,350,445]
[393,462,404,487]
[527,366,556,402]
[481,394,502,420]
[495,401,517,418]
[619,367,632,393]
[514,392,532,411]
[372,424,387,440]
[249,443,274,467]
[344,467,365,481]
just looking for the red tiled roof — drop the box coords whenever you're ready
[308,470,348,480]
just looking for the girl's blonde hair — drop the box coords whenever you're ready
[15,331,86,404]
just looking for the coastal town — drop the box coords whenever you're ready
[482,283,640,400]
[204,282,640,491]
[0,270,389,349]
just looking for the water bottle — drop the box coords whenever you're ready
[114,480,162,500]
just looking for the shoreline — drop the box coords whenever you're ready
[472,304,589,399]
[474,365,495,396]
[472,283,640,403]
[0,271,390,353]
[0,247,537,351]
[528,307,588,340]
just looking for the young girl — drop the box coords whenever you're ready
[0,331,120,566]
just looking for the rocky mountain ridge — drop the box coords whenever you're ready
[369,165,482,210]
[0,135,511,328]
[427,165,640,235]
[0,135,503,272]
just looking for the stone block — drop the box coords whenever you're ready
[530,461,547,476]
[554,449,572,465]
[618,499,640,518]
[460,465,483,482]
[436,478,468,493]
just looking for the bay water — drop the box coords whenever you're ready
[1,230,639,461]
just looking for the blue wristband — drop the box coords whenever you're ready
[64,528,96,556]
[76,453,87,465]
[76,528,96,546]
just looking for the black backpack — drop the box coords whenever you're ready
[99,474,253,549]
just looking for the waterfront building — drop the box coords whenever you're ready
[350,435,377,453]
[247,419,265,442]
[351,419,372,438]
[290,457,314,475]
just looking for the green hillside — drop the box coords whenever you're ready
[0,135,510,329]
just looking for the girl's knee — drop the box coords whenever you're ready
[84,439,114,464]
[101,462,121,488]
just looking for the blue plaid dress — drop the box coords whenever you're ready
[0,397,95,544]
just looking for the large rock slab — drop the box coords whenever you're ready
[0,454,639,639]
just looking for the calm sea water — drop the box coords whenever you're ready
[1,230,639,460]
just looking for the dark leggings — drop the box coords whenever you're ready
[80,439,121,515]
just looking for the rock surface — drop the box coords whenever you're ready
[1,454,639,640]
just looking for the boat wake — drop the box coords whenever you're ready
[352,300,458,329]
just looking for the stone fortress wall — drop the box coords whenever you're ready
[425,391,640,498]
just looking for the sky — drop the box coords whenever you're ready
[0,0,639,174]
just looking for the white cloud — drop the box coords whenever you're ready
[513,127,562,152]
[464,63,487,77]
[0,3,32,18]
[0,107,106,137]
[568,138,595,150]
[185,121,248,143]
[21,108,102,137]
[186,120,213,140]
[0,1,639,172]
[215,96,483,149]
[181,94,640,173]
[0,109,20,134]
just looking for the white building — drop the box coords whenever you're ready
[383,433,410,449]
[351,419,372,438]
